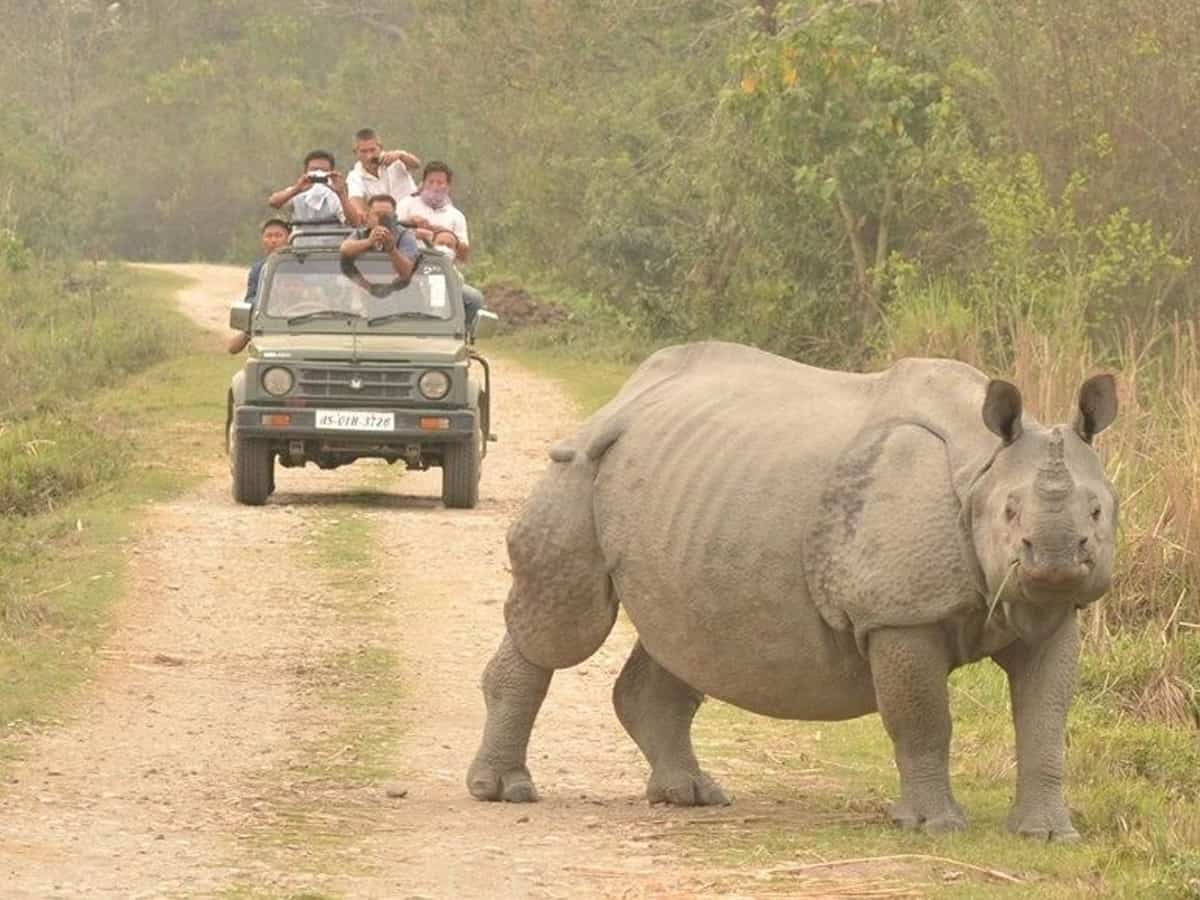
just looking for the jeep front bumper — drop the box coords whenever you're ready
[233,405,477,442]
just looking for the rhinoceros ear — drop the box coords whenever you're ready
[1074,373,1118,444]
[982,380,1023,444]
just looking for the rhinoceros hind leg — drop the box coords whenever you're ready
[467,633,552,803]
[613,640,730,807]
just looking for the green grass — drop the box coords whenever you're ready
[491,338,635,415]
[0,266,241,746]
[220,889,339,900]
[681,663,1200,899]
[0,265,198,516]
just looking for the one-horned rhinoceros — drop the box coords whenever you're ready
[468,341,1118,839]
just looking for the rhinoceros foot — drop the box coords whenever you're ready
[646,768,731,807]
[889,797,967,834]
[1007,804,1080,842]
[467,762,539,803]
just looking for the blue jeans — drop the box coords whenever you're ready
[462,283,483,327]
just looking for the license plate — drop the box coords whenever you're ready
[315,410,395,431]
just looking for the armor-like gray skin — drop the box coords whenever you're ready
[468,342,1118,840]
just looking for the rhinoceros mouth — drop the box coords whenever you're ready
[1019,567,1089,591]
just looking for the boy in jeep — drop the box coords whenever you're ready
[226,217,291,354]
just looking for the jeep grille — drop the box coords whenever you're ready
[297,368,416,402]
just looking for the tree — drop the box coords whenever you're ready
[724,2,946,331]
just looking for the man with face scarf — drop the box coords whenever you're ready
[396,161,482,328]
[268,150,354,224]
[397,161,470,263]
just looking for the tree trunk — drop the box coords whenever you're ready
[834,183,876,330]
[757,0,779,35]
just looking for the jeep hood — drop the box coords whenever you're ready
[251,333,468,364]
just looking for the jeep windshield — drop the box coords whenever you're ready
[261,256,456,324]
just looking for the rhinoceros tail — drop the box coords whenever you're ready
[548,441,576,463]
[585,416,629,461]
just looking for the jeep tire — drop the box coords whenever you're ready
[230,421,274,506]
[441,426,481,509]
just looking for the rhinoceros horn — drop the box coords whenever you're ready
[1034,429,1074,501]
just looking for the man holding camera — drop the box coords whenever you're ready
[339,194,420,280]
[268,150,353,224]
[345,128,421,225]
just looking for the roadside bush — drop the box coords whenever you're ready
[0,260,187,516]
[0,417,125,518]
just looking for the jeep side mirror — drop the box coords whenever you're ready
[473,309,499,340]
[229,301,253,333]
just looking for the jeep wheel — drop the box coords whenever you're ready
[230,422,274,506]
[442,428,481,509]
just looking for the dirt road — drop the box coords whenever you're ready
[0,265,749,899]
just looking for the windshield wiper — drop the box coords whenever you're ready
[287,310,365,325]
[367,311,444,326]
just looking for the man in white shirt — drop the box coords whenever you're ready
[397,161,470,263]
[345,127,421,225]
[395,160,482,327]
[267,150,352,224]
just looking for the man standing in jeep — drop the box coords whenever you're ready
[345,128,421,224]
[267,150,355,225]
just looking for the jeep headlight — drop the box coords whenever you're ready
[417,369,451,400]
[262,366,295,397]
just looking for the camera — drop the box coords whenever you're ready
[306,170,331,185]
[373,213,398,251]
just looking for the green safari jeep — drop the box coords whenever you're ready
[225,225,498,508]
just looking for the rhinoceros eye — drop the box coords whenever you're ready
[1091,504,1102,522]
[1004,499,1019,523]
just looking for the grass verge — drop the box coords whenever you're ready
[491,338,635,416]
[0,266,240,750]
[686,663,1200,899]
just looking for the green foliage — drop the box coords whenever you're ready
[0,416,125,518]
[0,228,31,271]
[0,264,189,515]
[0,265,187,420]
[726,3,944,222]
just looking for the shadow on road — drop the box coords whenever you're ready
[266,490,445,510]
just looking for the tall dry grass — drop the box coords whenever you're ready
[1002,319,1200,644]
[884,297,1198,640]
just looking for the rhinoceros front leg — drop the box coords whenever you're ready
[613,641,730,806]
[467,632,552,803]
[868,626,966,833]
[992,611,1081,842]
